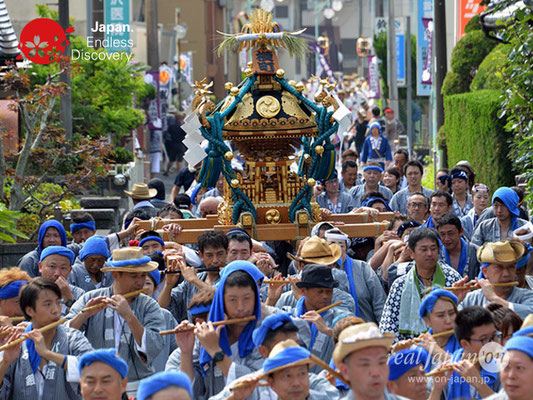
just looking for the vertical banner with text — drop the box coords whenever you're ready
[367,55,381,99]
[417,0,433,96]
[396,18,406,87]
[104,0,131,53]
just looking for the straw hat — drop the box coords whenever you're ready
[477,240,526,265]
[101,247,158,273]
[124,183,157,200]
[262,339,313,376]
[287,236,341,265]
[333,323,395,366]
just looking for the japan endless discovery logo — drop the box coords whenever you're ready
[17,18,74,64]
[18,18,133,64]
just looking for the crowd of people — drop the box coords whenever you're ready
[0,123,532,400]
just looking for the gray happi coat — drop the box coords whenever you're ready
[0,324,93,400]
[165,336,264,400]
[66,287,165,383]
[471,217,528,247]
[207,372,341,400]
[152,308,178,372]
[68,262,113,292]
[460,286,533,319]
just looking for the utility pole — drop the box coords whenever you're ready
[406,16,412,156]
[434,0,447,148]
[146,0,159,69]
[358,0,363,75]
[387,0,398,112]
[58,0,72,144]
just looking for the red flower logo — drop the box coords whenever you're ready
[17,18,75,64]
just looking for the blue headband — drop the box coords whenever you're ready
[478,262,492,279]
[263,346,311,374]
[0,280,27,300]
[505,335,533,359]
[438,174,450,186]
[39,245,75,265]
[79,349,128,379]
[139,236,165,248]
[363,165,384,173]
[361,196,392,211]
[137,370,193,400]
[148,269,161,287]
[252,313,294,347]
[388,348,428,381]
[189,302,212,316]
[70,220,96,234]
[79,235,110,261]
[418,288,458,318]
[397,221,421,238]
[107,255,152,268]
[450,170,468,182]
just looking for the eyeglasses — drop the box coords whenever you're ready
[467,331,501,345]
[408,202,427,209]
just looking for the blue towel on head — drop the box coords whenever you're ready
[38,220,67,254]
[199,261,261,374]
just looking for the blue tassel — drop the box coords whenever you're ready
[198,150,223,188]
[315,143,336,181]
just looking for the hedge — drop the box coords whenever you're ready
[470,44,511,92]
[444,90,515,190]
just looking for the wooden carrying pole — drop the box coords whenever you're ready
[135,216,390,244]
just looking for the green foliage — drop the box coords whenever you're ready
[24,183,79,215]
[442,71,470,96]
[373,32,388,99]
[29,34,147,145]
[421,155,435,191]
[499,5,533,206]
[451,31,497,79]
[470,44,511,91]
[444,90,514,190]
[372,32,418,103]
[16,213,40,242]
[112,147,134,164]
[464,14,482,33]
[0,204,29,243]
[443,31,497,95]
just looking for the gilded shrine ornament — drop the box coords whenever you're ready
[256,96,281,118]
[265,209,282,224]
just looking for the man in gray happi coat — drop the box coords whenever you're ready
[275,265,346,373]
[460,241,533,319]
[389,160,433,214]
[0,278,93,400]
[66,247,165,396]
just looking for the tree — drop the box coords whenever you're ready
[0,62,112,214]
[498,3,533,204]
